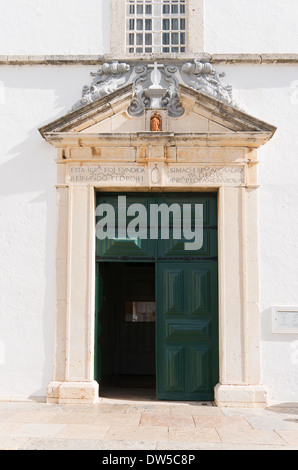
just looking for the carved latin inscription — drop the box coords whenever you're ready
[67,165,148,186]
[167,165,245,186]
[66,164,245,187]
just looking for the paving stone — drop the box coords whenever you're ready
[11,423,67,439]
[1,400,298,449]
[193,415,251,429]
[0,437,31,450]
[105,425,168,442]
[217,428,287,446]
[156,442,296,450]
[90,413,142,425]
[0,422,25,437]
[170,405,224,416]
[5,411,58,424]
[126,405,171,415]
[168,426,221,444]
[48,412,100,425]
[140,413,195,427]
[55,424,111,440]
[94,440,157,450]
[19,438,107,450]
[245,415,298,431]
[275,430,298,446]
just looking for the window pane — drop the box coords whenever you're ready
[180,32,185,44]
[136,19,143,30]
[136,33,143,45]
[171,32,179,45]
[145,5,152,15]
[129,33,134,45]
[180,18,185,30]
[171,4,179,14]
[129,5,135,15]
[163,32,170,45]
[129,19,135,30]
[145,19,152,30]
[145,33,152,45]
[163,5,170,14]
[163,19,170,30]
[171,18,179,30]
[136,4,143,15]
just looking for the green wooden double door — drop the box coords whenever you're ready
[95,193,219,401]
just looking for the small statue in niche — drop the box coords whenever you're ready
[150,112,162,132]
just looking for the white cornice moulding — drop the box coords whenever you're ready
[1,54,298,65]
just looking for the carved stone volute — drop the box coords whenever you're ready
[72,59,236,117]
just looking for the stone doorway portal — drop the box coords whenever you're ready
[40,59,276,406]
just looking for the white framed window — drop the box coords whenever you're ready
[126,0,187,54]
[110,0,204,56]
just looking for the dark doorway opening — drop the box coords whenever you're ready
[97,262,156,393]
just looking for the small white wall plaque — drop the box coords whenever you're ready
[272,307,298,334]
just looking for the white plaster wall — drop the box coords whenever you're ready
[1,0,298,56]
[219,64,298,403]
[0,65,98,398]
[1,62,298,402]
[0,0,110,55]
[205,0,298,54]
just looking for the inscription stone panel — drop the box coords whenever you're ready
[166,165,245,186]
[67,164,148,186]
[66,164,245,187]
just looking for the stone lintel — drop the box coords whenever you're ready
[42,131,275,150]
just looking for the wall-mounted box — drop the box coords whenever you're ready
[272,307,298,334]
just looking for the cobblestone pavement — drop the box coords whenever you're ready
[0,388,298,450]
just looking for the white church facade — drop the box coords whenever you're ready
[0,0,298,407]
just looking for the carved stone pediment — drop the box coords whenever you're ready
[39,75,276,149]
[70,59,236,118]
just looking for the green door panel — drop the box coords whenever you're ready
[95,192,219,401]
[96,194,155,260]
[157,228,217,259]
[94,263,103,383]
[96,193,217,261]
[156,262,218,401]
[157,194,217,259]
[97,237,154,259]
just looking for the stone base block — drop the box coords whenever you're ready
[47,381,99,404]
[214,384,267,408]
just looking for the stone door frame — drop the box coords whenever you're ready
[40,83,276,407]
[45,139,269,407]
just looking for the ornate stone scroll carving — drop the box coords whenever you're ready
[72,61,132,110]
[181,60,235,106]
[127,64,152,117]
[72,59,236,115]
